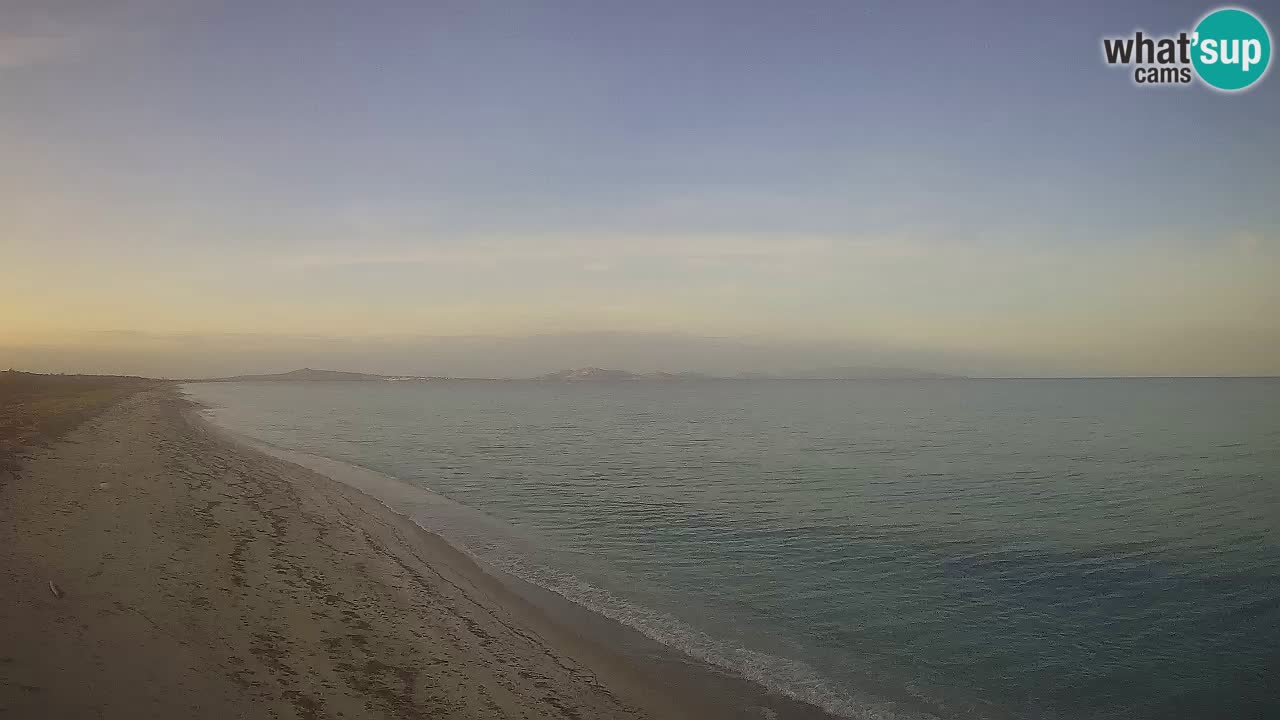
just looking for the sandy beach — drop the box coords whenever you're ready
[0,384,832,719]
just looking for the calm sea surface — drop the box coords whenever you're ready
[183,379,1280,719]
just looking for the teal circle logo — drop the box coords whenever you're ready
[1192,8,1272,91]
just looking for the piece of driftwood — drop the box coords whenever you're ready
[48,581,64,599]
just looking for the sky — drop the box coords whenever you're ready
[2,0,1278,377]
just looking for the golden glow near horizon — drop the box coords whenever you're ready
[5,200,1277,377]
[3,2,1278,377]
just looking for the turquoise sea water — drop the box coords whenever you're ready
[184,379,1280,719]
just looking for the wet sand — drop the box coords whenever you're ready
[1,385,834,719]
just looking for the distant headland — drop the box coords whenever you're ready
[192,366,963,383]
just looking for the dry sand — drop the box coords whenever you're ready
[1,386,832,719]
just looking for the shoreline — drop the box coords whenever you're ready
[187,389,847,720]
[2,384,840,719]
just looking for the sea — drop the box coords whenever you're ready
[183,378,1280,719]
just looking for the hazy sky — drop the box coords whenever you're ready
[3,0,1278,377]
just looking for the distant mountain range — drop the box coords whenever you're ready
[534,367,715,382]
[202,368,389,382]
[196,366,961,383]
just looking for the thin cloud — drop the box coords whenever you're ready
[0,30,88,69]
[0,0,173,72]
[279,234,837,268]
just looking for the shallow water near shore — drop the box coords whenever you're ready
[184,378,1280,719]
